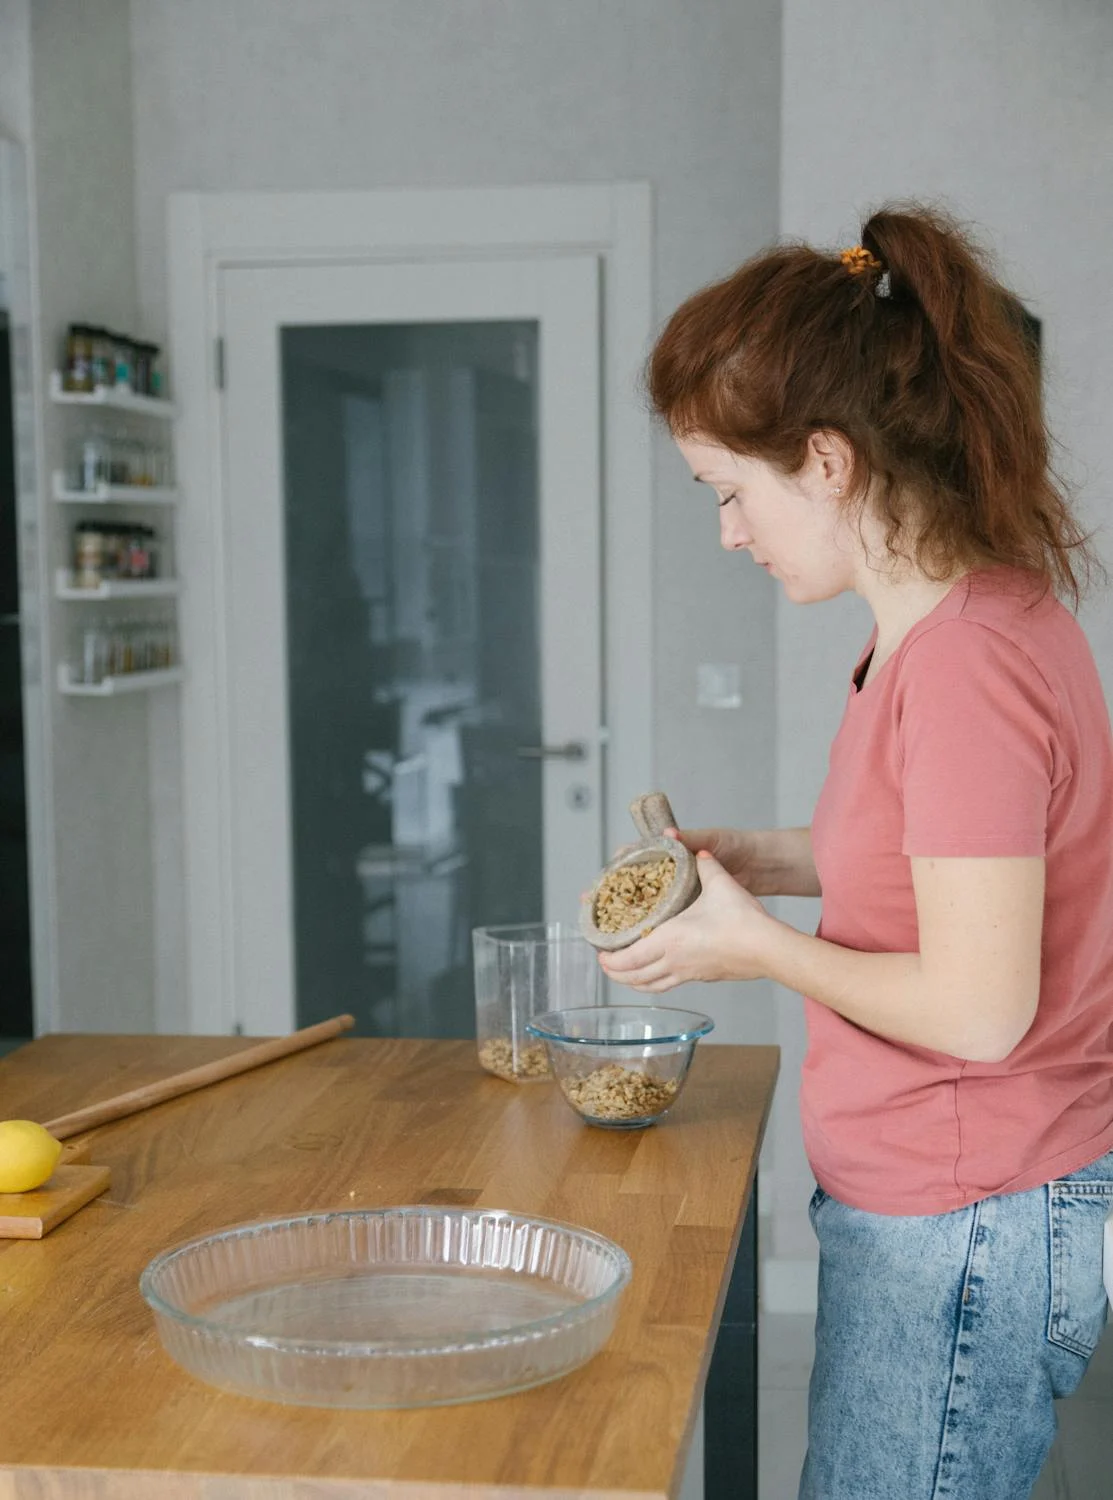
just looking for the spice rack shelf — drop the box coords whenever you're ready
[50,371,175,420]
[52,345,182,699]
[57,664,184,697]
[52,472,178,506]
[55,569,179,602]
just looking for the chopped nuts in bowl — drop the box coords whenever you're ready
[526,1005,715,1129]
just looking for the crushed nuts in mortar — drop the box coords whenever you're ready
[478,1037,551,1080]
[593,855,676,934]
[561,1063,680,1120]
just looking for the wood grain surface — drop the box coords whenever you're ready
[0,1034,778,1500]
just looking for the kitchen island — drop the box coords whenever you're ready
[0,1033,777,1499]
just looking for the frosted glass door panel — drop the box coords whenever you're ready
[282,323,542,1038]
[218,255,602,1038]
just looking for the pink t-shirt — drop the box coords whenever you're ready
[805,568,1113,1215]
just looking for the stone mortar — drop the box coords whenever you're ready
[580,792,700,952]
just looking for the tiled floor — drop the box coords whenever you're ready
[757,1312,811,1500]
[758,1311,1113,1500]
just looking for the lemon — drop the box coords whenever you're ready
[0,1120,63,1193]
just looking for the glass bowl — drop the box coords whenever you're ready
[140,1207,632,1409]
[526,1005,714,1129]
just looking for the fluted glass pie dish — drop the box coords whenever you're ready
[140,1206,632,1408]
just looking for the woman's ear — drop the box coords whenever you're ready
[805,429,854,492]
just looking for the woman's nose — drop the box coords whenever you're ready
[719,510,752,552]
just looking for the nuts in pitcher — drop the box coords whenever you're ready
[593,855,677,934]
[561,1063,680,1119]
[478,1037,551,1080]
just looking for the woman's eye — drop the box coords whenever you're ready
[718,493,738,508]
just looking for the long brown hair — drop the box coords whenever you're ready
[647,202,1097,606]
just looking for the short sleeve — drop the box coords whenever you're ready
[895,620,1060,857]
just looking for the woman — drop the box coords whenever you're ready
[601,205,1113,1499]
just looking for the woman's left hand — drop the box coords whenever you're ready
[599,851,778,991]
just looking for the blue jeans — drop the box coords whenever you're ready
[799,1150,1113,1499]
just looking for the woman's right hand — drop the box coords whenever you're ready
[668,827,770,893]
[599,826,820,900]
[668,826,821,900]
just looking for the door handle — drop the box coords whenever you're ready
[516,741,587,762]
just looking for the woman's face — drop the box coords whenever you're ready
[675,435,859,604]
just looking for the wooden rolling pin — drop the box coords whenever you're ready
[39,1014,356,1141]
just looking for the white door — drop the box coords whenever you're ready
[218,255,603,1038]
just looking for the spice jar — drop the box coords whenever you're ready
[67,435,95,492]
[136,441,166,487]
[78,431,109,492]
[123,526,157,579]
[98,523,120,578]
[472,922,600,1083]
[133,342,160,397]
[107,429,129,486]
[90,327,114,390]
[63,325,94,393]
[111,332,135,392]
[116,435,139,487]
[73,523,105,588]
[112,618,134,675]
[71,623,108,684]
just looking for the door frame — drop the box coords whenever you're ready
[168,184,654,1036]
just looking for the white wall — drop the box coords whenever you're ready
[127,0,784,1045]
[32,0,155,1032]
[766,0,1113,1307]
[0,0,30,141]
[0,0,157,1034]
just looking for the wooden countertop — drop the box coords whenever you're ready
[0,1034,778,1500]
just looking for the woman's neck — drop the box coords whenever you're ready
[855,561,968,680]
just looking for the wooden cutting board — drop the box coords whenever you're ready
[0,1150,110,1240]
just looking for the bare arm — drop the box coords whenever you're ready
[602,852,1045,1065]
[757,855,1044,1062]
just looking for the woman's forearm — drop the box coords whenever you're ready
[758,920,1026,1063]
